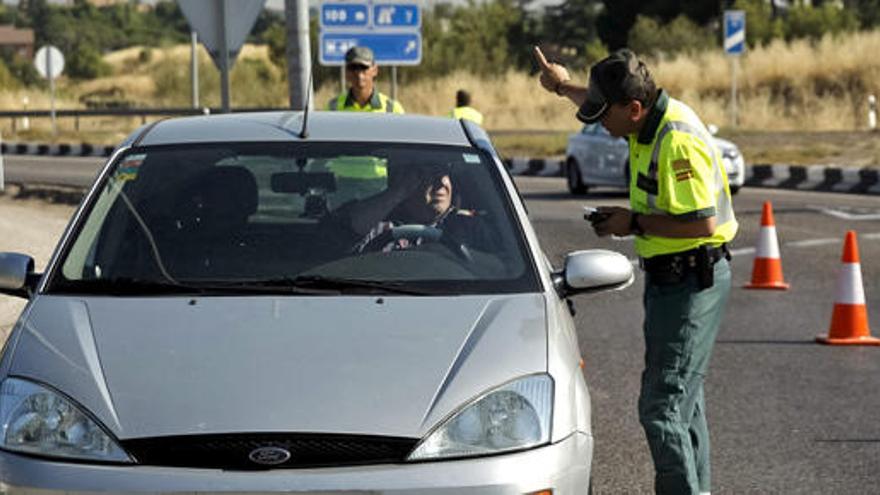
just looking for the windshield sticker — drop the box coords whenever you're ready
[462,153,481,163]
[115,154,146,182]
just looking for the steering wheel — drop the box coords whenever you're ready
[360,224,474,263]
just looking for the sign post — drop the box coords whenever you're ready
[724,10,745,128]
[320,1,421,100]
[179,0,266,113]
[33,45,64,138]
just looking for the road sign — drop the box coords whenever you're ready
[320,32,420,65]
[724,10,746,56]
[373,3,420,28]
[33,45,64,79]
[319,0,421,66]
[179,0,265,70]
[321,3,369,28]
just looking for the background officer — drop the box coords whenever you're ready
[327,46,405,113]
[535,46,738,495]
[449,89,484,125]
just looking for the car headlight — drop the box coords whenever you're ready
[0,377,132,462]
[721,147,740,160]
[407,374,553,461]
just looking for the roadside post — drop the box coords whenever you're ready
[0,130,4,191]
[33,45,64,138]
[724,10,745,128]
[179,0,266,113]
[868,94,877,130]
[319,1,421,101]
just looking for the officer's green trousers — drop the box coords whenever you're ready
[639,259,731,495]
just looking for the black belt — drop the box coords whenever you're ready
[640,244,730,289]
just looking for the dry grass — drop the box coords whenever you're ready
[2,30,880,158]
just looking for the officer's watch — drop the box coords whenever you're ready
[629,212,645,236]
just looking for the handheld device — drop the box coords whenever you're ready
[583,206,608,223]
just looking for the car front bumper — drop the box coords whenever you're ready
[0,432,592,494]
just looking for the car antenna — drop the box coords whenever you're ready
[299,71,314,139]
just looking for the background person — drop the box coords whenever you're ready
[535,46,738,495]
[327,46,404,114]
[449,89,484,125]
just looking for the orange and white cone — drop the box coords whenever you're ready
[817,231,880,346]
[745,201,790,290]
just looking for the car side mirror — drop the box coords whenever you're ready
[554,249,634,297]
[0,252,37,299]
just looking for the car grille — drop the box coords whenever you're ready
[121,433,420,470]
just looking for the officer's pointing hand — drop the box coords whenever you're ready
[533,46,570,94]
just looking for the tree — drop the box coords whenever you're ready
[541,0,604,69]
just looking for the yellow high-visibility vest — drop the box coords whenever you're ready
[450,106,484,125]
[628,90,738,258]
[327,91,404,114]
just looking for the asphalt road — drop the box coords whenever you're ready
[1,154,105,188]
[517,178,880,494]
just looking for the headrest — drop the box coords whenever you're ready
[177,166,258,232]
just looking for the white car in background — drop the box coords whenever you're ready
[565,123,745,195]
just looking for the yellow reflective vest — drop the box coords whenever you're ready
[327,90,404,114]
[628,90,738,258]
[325,90,402,180]
[450,106,484,125]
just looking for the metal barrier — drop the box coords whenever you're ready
[0,106,280,132]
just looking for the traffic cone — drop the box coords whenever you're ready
[816,231,880,345]
[745,201,790,290]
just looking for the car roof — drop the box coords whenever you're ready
[136,111,473,147]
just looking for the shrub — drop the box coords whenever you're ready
[627,14,715,58]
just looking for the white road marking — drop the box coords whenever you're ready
[806,206,880,221]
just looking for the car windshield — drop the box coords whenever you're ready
[51,142,539,295]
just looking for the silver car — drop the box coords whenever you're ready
[565,123,745,195]
[0,112,633,494]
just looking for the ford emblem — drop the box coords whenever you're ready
[248,446,291,465]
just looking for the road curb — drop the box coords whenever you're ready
[745,164,880,195]
[501,157,880,195]
[2,145,877,195]
[0,141,114,158]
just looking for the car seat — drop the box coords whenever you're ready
[167,166,259,278]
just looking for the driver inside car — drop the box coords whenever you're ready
[343,162,494,255]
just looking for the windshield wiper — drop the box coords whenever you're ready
[51,277,322,296]
[51,277,221,296]
[257,275,437,295]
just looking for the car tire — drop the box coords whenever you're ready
[566,159,588,195]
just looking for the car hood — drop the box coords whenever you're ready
[10,294,547,440]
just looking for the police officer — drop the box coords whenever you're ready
[327,46,404,114]
[450,89,484,125]
[535,46,737,495]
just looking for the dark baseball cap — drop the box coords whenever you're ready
[345,46,374,67]
[576,49,655,124]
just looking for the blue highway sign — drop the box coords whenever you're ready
[724,10,746,56]
[373,3,420,28]
[320,3,369,28]
[320,32,421,65]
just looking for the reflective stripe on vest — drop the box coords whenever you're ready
[640,121,734,226]
[329,93,396,113]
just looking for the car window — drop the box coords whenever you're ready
[53,142,539,295]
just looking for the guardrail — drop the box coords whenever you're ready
[0,106,281,132]
[0,107,575,137]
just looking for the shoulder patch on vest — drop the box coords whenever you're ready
[672,159,694,182]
